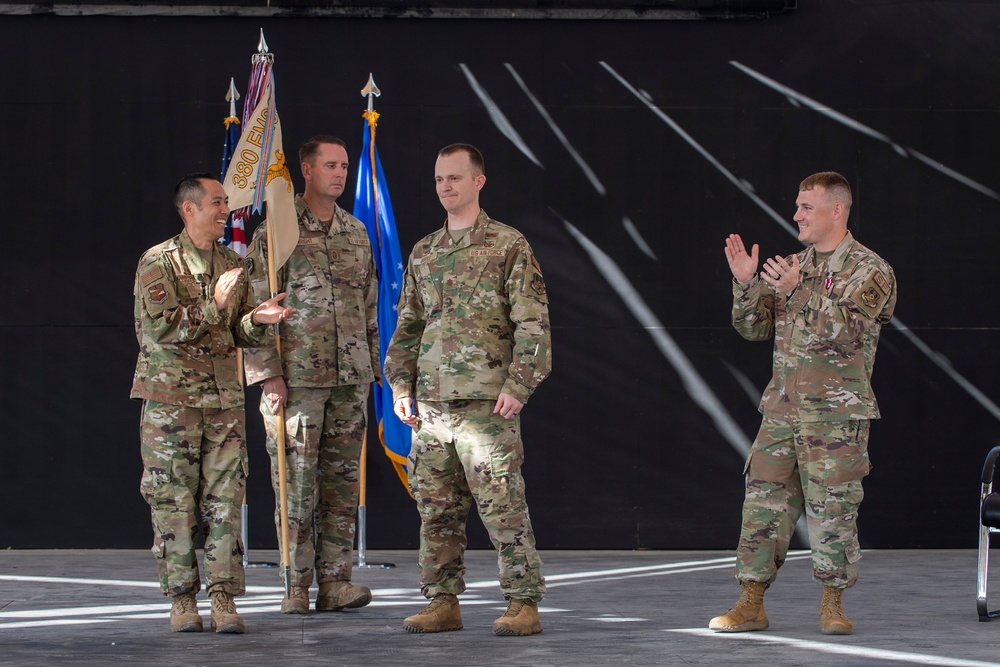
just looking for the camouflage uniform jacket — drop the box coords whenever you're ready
[243,195,380,388]
[385,209,552,405]
[130,228,269,409]
[732,231,897,422]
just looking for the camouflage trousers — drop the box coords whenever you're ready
[735,417,871,589]
[260,384,367,587]
[408,399,545,602]
[139,400,247,597]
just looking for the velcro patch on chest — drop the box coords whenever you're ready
[470,249,505,257]
[349,236,369,246]
[297,236,324,246]
[849,270,891,318]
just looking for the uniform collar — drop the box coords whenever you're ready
[802,230,855,275]
[179,228,214,275]
[431,209,490,249]
[828,231,855,272]
[295,193,343,233]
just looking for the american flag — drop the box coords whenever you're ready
[220,112,248,256]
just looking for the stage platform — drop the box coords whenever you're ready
[1,549,998,666]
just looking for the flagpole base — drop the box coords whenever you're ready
[242,503,278,568]
[354,561,396,569]
[355,505,395,568]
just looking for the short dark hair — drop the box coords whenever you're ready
[800,171,853,210]
[173,173,214,219]
[438,143,485,176]
[299,135,347,167]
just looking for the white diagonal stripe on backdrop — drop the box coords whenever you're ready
[505,62,606,195]
[459,63,542,168]
[729,60,1000,201]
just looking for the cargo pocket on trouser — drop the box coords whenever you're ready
[812,477,865,587]
[482,439,542,600]
[816,420,871,487]
[139,462,173,507]
[140,454,182,554]
[150,535,174,595]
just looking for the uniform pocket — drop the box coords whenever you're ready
[151,535,166,560]
[817,421,871,486]
[140,457,175,505]
[331,242,364,288]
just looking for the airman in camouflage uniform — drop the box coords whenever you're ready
[711,172,897,636]
[384,144,551,636]
[132,174,293,633]
[243,136,380,614]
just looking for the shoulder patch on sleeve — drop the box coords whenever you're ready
[849,269,891,318]
[147,283,168,304]
[140,265,163,287]
[530,257,546,295]
[245,240,267,281]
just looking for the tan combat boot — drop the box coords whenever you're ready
[492,597,542,636]
[210,591,245,634]
[820,586,853,635]
[169,592,203,632]
[402,593,463,633]
[316,581,372,612]
[281,586,310,614]
[709,581,769,632]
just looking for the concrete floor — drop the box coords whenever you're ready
[1,549,998,666]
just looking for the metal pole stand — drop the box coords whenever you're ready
[242,503,278,568]
[355,505,395,569]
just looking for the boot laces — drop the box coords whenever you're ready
[420,595,452,615]
[212,592,236,614]
[502,598,527,618]
[727,584,763,614]
[173,594,197,614]
[821,591,846,618]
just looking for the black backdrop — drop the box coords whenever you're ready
[2,0,998,550]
